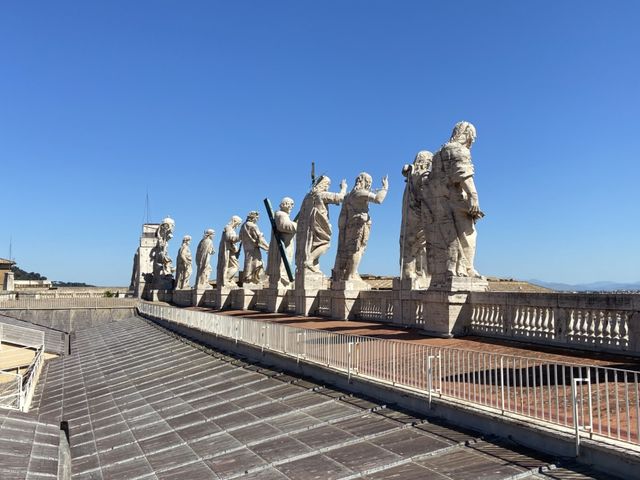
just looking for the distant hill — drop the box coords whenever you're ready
[529,279,640,292]
[11,265,47,281]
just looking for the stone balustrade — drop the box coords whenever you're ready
[467,292,640,355]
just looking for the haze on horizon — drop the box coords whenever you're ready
[1,1,639,287]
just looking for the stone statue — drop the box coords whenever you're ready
[195,229,215,289]
[217,215,242,287]
[422,121,484,283]
[332,173,388,287]
[295,176,347,277]
[266,197,297,289]
[400,151,433,288]
[129,247,140,291]
[174,235,193,290]
[240,211,269,285]
[150,217,175,290]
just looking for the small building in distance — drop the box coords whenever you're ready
[0,258,15,291]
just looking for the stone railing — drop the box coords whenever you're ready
[357,291,394,322]
[467,292,640,355]
[0,297,139,310]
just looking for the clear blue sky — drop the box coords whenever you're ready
[1,1,639,286]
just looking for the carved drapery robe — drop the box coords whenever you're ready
[195,237,214,289]
[217,225,240,287]
[266,210,297,288]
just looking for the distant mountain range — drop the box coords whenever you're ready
[529,279,640,292]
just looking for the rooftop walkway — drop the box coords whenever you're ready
[18,315,611,479]
[195,308,640,370]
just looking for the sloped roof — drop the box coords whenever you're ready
[0,258,15,266]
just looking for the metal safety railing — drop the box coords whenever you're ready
[0,323,47,412]
[139,302,640,453]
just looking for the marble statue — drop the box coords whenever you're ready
[400,151,433,288]
[217,215,242,287]
[174,235,193,290]
[150,217,175,290]
[195,229,215,289]
[240,211,269,285]
[129,247,140,291]
[332,172,388,287]
[295,176,347,277]
[266,197,297,288]
[422,121,484,282]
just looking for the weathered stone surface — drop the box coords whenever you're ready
[422,122,485,289]
[174,235,192,290]
[217,215,242,288]
[195,229,215,290]
[400,150,432,290]
[266,197,297,289]
[150,217,176,290]
[295,176,347,289]
[240,211,269,287]
[332,172,388,290]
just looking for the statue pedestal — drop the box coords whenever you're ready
[415,277,487,337]
[329,290,360,320]
[265,288,294,313]
[216,286,235,310]
[231,288,257,310]
[173,288,194,307]
[294,271,329,316]
[392,276,431,291]
[331,278,371,292]
[147,289,173,303]
[194,285,213,307]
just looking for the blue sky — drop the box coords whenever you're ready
[1,1,639,286]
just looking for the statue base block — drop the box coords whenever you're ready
[265,288,295,313]
[231,288,257,310]
[330,290,360,320]
[216,286,235,310]
[147,289,173,303]
[295,271,330,290]
[429,276,488,292]
[240,282,264,290]
[173,289,194,307]
[331,279,371,291]
[393,276,431,291]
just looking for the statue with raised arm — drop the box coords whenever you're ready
[332,172,388,287]
[240,211,269,286]
[295,176,347,277]
[150,216,175,289]
[195,229,215,289]
[174,235,193,290]
[422,121,484,283]
[266,197,297,289]
[217,215,242,287]
[400,151,432,288]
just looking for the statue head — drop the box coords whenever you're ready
[450,121,477,148]
[413,150,433,173]
[313,175,331,193]
[203,228,214,239]
[279,197,294,213]
[247,211,259,222]
[182,235,191,245]
[229,215,242,228]
[354,172,372,191]
[157,216,175,241]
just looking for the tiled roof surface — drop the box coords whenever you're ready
[23,317,613,479]
[0,314,66,355]
[0,409,60,479]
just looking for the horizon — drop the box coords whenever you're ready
[2,1,639,285]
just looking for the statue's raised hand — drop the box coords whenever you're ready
[381,175,389,190]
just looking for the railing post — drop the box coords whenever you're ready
[500,356,505,413]
[572,372,592,456]
[348,342,353,382]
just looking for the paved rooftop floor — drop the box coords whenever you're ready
[196,308,640,370]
